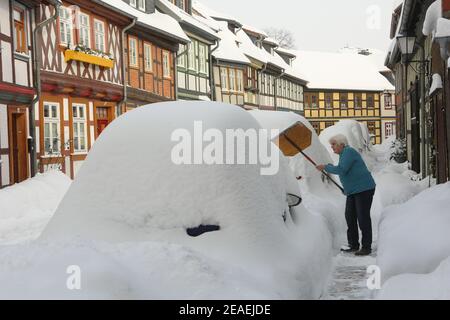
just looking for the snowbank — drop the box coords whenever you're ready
[0,102,333,299]
[0,171,71,245]
[377,255,450,300]
[376,182,450,285]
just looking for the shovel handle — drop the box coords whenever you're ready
[282,134,345,194]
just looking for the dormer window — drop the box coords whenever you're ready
[130,0,146,11]
[171,0,186,11]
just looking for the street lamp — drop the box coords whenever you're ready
[397,35,416,57]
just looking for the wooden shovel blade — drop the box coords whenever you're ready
[273,122,313,157]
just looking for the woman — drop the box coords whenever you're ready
[316,134,376,256]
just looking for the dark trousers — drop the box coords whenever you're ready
[345,188,375,250]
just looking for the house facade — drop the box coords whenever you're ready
[120,0,190,111]
[0,0,46,188]
[157,0,218,101]
[386,0,450,182]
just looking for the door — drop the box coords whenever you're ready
[9,108,28,184]
[434,93,449,183]
[96,107,110,137]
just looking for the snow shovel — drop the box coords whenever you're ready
[273,121,345,194]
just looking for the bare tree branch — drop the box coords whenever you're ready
[264,27,296,49]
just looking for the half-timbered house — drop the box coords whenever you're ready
[192,2,250,107]
[295,50,395,145]
[0,0,55,188]
[156,0,219,101]
[110,0,189,111]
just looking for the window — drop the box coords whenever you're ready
[177,44,186,68]
[198,44,207,74]
[13,7,27,53]
[247,67,252,87]
[163,51,171,78]
[44,103,60,155]
[130,0,136,7]
[188,41,196,70]
[325,121,334,128]
[385,122,394,137]
[339,93,348,109]
[59,7,73,46]
[79,13,90,47]
[229,69,236,91]
[72,104,87,153]
[367,94,375,109]
[325,93,333,109]
[354,93,362,109]
[311,93,318,108]
[220,68,228,90]
[236,70,244,92]
[138,0,146,11]
[129,37,138,68]
[367,121,376,135]
[384,93,392,109]
[94,19,105,52]
[144,43,153,72]
[174,0,185,10]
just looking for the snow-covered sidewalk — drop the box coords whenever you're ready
[0,171,71,245]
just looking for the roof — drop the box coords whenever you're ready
[99,0,190,43]
[275,47,297,58]
[193,0,241,27]
[210,21,251,65]
[263,37,279,46]
[293,50,395,91]
[242,25,268,38]
[423,0,442,37]
[156,0,218,41]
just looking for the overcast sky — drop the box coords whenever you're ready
[198,0,403,53]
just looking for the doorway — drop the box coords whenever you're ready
[96,107,110,137]
[8,107,28,184]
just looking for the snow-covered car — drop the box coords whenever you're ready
[0,102,333,299]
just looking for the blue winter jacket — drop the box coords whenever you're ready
[325,146,376,196]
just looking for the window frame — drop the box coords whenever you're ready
[13,6,27,54]
[198,43,207,74]
[94,18,106,53]
[144,42,153,73]
[43,102,61,155]
[236,69,244,93]
[78,12,91,48]
[367,93,375,109]
[354,93,362,109]
[128,37,138,68]
[229,68,236,91]
[339,92,348,109]
[162,50,171,79]
[220,67,228,91]
[59,6,73,47]
[72,104,88,153]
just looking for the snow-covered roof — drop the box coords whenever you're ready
[193,0,240,26]
[275,47,297,58]
[293,50,394,91]
[423,0,442,36]
[99,0,190,43]
[156,0,218,41]
[242,25,268,38]
[435,17,450,39]
[263,37,279,47]
[430,73,443,95]
[211,22,251,65]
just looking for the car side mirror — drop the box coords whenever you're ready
[286,193,302,207]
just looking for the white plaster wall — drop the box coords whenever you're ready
[1,41,13,83]
[1,155,9,186]
[73,160,84,177]
[0,104,8,149]
[14,59,29,86]
[0,0,11,37]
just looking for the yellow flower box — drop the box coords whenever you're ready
[64,50,114,69]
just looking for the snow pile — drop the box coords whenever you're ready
[435,17,450,39]
[422,0,442,36]
[319,120,372,165]
[0,171,71,245]
[0,102,333,299]
[376,182,450,290]
[429,73,443,95]
[377,255,450,300]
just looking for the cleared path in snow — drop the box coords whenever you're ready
[322,249,377,300]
